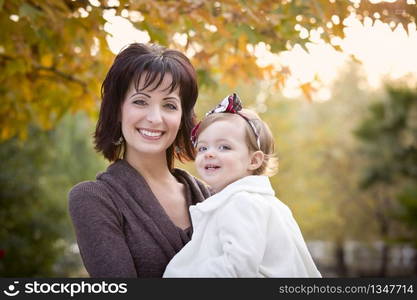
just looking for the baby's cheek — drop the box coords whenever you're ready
[195,155,202,164]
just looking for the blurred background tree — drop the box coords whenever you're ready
[0,127,64,276]
[354,85,417,276]
[0,113,105,276]
[1,0,417,277]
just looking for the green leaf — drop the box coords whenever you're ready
[19,3,43,20]
[139,22,168,45]
[236,24,260,44]
[196,69,217,88]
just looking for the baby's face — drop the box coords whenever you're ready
[195,118,253,193]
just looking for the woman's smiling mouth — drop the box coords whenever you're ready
[138,128,164,140]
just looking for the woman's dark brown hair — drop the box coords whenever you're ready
[94,43,198,170]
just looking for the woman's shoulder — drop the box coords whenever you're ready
[68,161,119,204]
[69,180,104,199]
[68,179,114,211]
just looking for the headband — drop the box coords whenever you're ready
[191,93,261,149]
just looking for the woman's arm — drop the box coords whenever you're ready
[68,182,137,277]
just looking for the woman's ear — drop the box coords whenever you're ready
[248,150,264,171]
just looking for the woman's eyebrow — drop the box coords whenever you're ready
[129,91,151,99]
[163,96,180,102]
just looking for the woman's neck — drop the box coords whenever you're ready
[124,150,173,182]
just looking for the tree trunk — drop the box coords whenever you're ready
[414,248,417,276]
[334,239,348,277]
[375,198,391,277]
[378,242,389,277]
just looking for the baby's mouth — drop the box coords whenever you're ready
[205,164,220,170]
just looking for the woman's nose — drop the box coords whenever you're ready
[146,105,162,124]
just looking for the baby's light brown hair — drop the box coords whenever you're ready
[195,109,278,176]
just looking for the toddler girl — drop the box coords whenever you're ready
[163,93,321,277]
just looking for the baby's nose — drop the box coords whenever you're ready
[204,151,215,159]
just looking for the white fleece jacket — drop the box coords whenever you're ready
[163,175,321,278]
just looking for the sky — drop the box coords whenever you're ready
[102,5,417,102]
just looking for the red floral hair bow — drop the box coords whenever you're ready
[207,92,243,115]
[191,93,260,149]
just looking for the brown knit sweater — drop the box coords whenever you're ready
[68,159,211,278]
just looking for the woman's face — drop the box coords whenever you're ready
[121,73,182,160]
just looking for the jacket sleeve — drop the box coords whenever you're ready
[68,182,137,277]
[197,192,269,277]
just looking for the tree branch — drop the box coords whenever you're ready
[33,64,88,93]
[1,54,88,93]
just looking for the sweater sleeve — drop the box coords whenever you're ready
[197,192,269,277]
[68,182,137,277]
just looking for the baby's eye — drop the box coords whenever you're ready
[219,145,231,151]
[164,103,178,110]
[198,146,208,152]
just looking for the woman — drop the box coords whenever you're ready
[68,43,211,277]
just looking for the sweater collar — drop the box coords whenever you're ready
[104,159,207,202]
[99,159,211,255]
[192,175,275,213]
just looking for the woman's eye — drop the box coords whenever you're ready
[219,145,231,151]
[133,99,147,106]
[198,146,207,152]
[165,103,178,110]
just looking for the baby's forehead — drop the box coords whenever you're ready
[198,116,247,139]
[208,116,246,130]
[210,114,246,126]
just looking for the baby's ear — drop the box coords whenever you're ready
[248,151,264,171]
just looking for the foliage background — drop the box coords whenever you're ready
[1,0,416,277]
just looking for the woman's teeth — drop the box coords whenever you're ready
[139,129,162,137]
